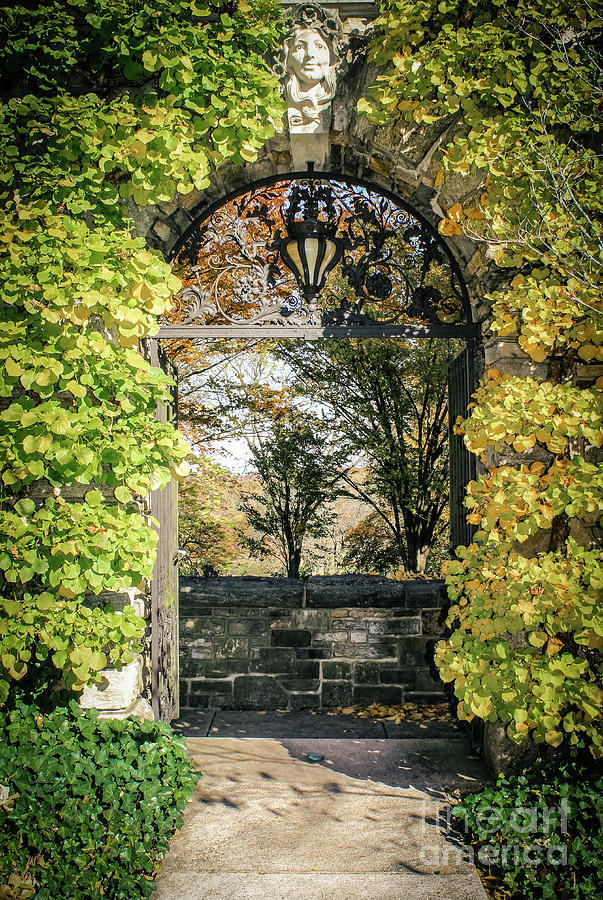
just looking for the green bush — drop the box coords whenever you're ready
[454,758,602,899]
[0,702,200,899]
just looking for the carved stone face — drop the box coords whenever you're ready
[287,27,332,90]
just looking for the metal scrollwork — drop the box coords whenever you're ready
[167,176,473,336]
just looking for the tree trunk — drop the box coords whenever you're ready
[287,546,302,579]
[405,532,431,573]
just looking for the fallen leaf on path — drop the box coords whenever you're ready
[327,702,453,723]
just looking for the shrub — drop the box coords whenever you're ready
[0,702,200,900]
[453,758,603,899]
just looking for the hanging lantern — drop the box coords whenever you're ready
[279,179,343,307]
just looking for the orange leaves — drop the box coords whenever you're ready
[440,202,464,236]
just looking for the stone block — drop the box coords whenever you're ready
[353,662,380,684]
[321,660,351,680]
[398,636,437,667]
[182,618,225,637]
[152,219,173,242]
[80,657,142,711]
[321,681,353,708]
[293,659,320,679]
[97,697,155,721]
[179,576,303,608]
[350,630,367,643]
[331,642,396,660]
[404,580,447,608]
[289,692,320,710]
[307,575,405,608]
[371,617,421,635]
[349,609,397,619]
[353,684,402,706]
[179,679,190,707]
[214,637,248,659]
[228,618,270,637]
[206,660,249,678]
[179,605,213,618]
[380,667,416,687]
[271,629,311,648]
[222,607,261,616]
[188,679,233,708]
[233,675,289,710]
[421,607,447,636]
[171,207,193,233]
[250,646,295,674]
[314,631,348,643]
[296,648,330,659]
[279,678,319,692]
[291,609,331,630]
[179,650,204,679]
[178,187,204,210]
[415,666,445,691]
[84,589,145,616]
[190,638,213,660]
[269,617,292,629]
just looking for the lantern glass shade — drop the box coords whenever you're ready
[281,229,342,299]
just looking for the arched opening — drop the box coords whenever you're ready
[148,171,480,721]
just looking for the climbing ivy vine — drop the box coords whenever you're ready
[361,0,602,756]
[0,0,285,703]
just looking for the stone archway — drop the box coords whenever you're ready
[143,168,485,720]
[127,1,523,720]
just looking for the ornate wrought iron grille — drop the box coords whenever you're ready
[157,173,476,339]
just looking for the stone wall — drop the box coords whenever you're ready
[180,576,448,710]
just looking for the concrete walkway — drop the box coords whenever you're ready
[153,711,490,900]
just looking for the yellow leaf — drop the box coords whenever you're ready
[546,638,563,656]
[545,730,564,747]
[512,434,536,452]
[440,218,463,236]
[528,631,547,648]
[129,139,147,160]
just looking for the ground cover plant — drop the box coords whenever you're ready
[454,757,602,900]
[0,702,200,900]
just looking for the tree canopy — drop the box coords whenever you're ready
[241,412,351,578]
[278,337,454,573]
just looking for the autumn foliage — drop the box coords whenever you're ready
[363,0,602,756]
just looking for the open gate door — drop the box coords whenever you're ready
[448,343,477,551]
[148,340,179,722]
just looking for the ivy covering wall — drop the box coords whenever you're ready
[362,0,602,756]
[0,0,285,704]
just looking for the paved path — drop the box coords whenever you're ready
[153,712,490,900]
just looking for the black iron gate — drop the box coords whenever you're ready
[147,171,481,718]
[448,342,478,550]
[148,340,179,722]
